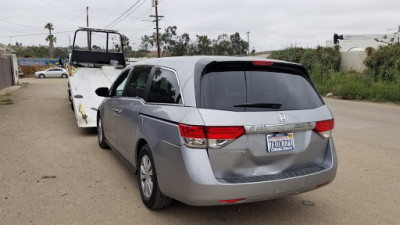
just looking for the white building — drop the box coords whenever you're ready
[326,32,399,72]
[326,33,399,52]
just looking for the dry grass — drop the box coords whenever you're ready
[20,65,49,76]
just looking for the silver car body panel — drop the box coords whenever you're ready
[154,139,336,206]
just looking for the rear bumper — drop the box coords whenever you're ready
[154,138,337,206]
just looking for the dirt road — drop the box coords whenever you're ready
[1,78,399,225]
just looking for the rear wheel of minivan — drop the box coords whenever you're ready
[138,145,171,209]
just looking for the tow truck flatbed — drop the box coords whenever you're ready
[68,28,126,128]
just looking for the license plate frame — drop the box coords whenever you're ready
[266,133,295,152]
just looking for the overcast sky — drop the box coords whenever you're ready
[0,0,399,51]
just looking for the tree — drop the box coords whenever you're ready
[169,33,190,56]
[160,26,178,56]
[230,32,248,55]
[54,47,68,58]
[44,23,56,58]
[137,25,252,57]
[195,35,212,55]
[139,34,155,52]
[213,34,231,55]
[121,35,132,57]
[92,45,102,51]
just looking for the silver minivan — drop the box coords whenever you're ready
[95,56,337,209]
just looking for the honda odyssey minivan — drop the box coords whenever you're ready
[95,56,337,209]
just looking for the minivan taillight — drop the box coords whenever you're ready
[179,124,245,148]
[314,119,334,138]
[179,124,206,148]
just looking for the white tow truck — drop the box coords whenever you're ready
[67,27,126,128]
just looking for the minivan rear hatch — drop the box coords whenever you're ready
[195,60,334,181]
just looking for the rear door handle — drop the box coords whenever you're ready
[112,108,122,115]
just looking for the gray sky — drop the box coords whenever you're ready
[0,0,399,51]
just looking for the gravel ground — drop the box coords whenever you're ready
[0,78,399,225]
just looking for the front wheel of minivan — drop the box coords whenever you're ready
[97,115,109,149]
[138,145,171,209]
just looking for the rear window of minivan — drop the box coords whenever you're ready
[200,68,323,112]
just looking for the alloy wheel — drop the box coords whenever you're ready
[140,155,154,199]
[98,119,103,143]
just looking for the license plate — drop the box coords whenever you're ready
[267,133,295,152]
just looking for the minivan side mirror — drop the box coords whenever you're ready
[95,87,110,97]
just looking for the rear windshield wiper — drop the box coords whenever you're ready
[233,103,282,109]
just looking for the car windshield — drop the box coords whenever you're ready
[200,70,323,112]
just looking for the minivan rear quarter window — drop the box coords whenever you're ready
[200,68,323,112]
[148,68,182,104]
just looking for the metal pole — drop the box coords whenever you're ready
[87,6,91,51]
[86,6,89,27]
[150,0,163,57]
[246,31,250,55]
[68,35,71,53]
[155,1,161,58]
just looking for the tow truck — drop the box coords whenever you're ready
[67,27,126,128]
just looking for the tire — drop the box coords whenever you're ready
[138,145,172,209]
[39,74,45,79]
[68,90,72,101]
[68,83,72,101]
[97,115,109,149]
[61,74,68,78]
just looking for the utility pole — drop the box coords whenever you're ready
[150,0,163,58]
[246,31,250,55]
[86,6,89,27]
[68,35,71,53]
[86,6,91,51]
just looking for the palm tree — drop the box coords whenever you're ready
[44,23,56,58]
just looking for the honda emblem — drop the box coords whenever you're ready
[277,113,288,122]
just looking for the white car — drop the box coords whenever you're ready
[34,67,68,78]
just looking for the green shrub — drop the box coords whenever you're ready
[269,46,340,72]
[310,69,400,103]
[269,45,399,103]
[364,43,400,81]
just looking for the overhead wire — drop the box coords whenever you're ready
[39,0,82,12]
[117,4,153,30]
[54,10,86,27]
[111,0,148,29]
[0,18,43,29]
[0,31,74,38]
[104,0,142,28]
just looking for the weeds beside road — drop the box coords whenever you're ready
[0,92,13,105]
[311,68,400,103]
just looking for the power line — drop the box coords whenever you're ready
[0,9,84,29]
[55,11,86,26]
[119,27,154,31]
[0,18,43,29]
[0,31,74,38]
[111,0,148,29]
[104,0,142,28]
[39,0,82,12]
[117,5,153,30]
